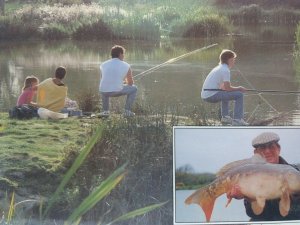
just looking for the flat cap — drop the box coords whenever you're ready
[252,132,280,148]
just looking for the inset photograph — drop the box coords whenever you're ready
[173,127,300,224]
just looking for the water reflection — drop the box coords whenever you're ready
[1,25,300,124]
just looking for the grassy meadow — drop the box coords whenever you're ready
[0,110,179,224]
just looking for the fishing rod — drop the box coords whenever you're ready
[133,43,218,80]
[203,88,300,94]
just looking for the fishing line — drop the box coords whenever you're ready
[133,43,218,81]
[246,101,261,123]
[234,67,279,114]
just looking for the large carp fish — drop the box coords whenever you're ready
[184,154,300,222]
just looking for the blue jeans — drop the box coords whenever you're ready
[203,91,244,119]
[101,85,137,111]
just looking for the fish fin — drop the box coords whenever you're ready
[251,198,266,215]
[216,154,266,177]
[279,188,290,217]
[225,197,232,207]
[200,195,216,222]
[185,189,216,222]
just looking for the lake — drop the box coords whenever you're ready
[175,190,249,223]
[1,25,300,124]
[175,190,300,225]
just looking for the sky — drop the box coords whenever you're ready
[174,127,300,173]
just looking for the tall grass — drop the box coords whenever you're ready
[225,4,300,25]
[170,8,231,38]
[293,23,300,83]
[2,121,167,224]
[0,2,228,41]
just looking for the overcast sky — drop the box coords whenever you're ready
[174,127,300,173]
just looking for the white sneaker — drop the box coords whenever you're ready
[124,110,135,117]
[232,119,249,126]
[221,116,233,124]
[99,111,110,117]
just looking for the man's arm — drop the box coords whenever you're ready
[125,68,134,85]
[221,81,246,92]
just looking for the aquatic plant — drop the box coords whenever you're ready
[170,10,230,38]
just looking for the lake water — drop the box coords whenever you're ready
[175,190,249,223]
[1,25,300,124]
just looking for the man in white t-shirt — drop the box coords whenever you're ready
[201,49,248,126]
[99,45,137,117]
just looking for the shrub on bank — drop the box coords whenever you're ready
[111,17,160,41]
[0,16,40,40]
[171,13,230,38]
[229,4,262,24]
[42,23,70,40]
[227,4,300,25]
[72,19,115,40]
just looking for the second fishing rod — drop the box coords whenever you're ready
[203,88,300,94]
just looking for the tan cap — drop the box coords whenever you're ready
[252,132,280,148]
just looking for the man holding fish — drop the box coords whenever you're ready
[228,132,300,221]
[185,131,300,222]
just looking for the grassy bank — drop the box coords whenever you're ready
[1,1,299,41]
[0,110,189,224]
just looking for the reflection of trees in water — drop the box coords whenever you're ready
[0,61,23,111]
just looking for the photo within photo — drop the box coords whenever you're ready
[173,127,300,225]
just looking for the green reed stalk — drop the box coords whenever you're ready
[64,163,127,225]
[105,201,168,225]
[43,125,105,218]
[7,192,15,223]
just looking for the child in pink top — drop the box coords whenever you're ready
[17,76,39,106]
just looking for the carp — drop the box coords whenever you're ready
[184,154,300,222]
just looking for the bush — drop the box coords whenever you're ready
[72,19,114,40]
[111,17,160,41]
[0,16,40,40]
[42,23,70,40]
[230,4,262,24]
[171,14,230,38]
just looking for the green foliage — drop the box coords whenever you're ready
[43,125,105,217]
[114,17,160,40]
[222,3,300,25]
[72,19,114,40]
[171,12,230,38]
[176,166,216,190]
[0,177,18,191]
[293,23,300,83]
[106,201,168,225]
[75,91,101,112]
[266,8,300,25]
[42,23,70,40]
[65,162,126,224]
[235,4,262,24]
[0,16,40,40]
[214,0,300,9]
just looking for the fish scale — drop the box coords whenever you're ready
[185,155,300,222]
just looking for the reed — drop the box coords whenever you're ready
[171,11,230,38]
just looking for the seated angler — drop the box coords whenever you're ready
[99,45,137,117]
[201,49,248,126]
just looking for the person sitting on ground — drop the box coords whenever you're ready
[99,45,137,117]
[227,132,300,221]
[17,75,39,107]
[37,66,68,112]
[201,49,248,126]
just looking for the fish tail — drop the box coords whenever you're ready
[185,188,216,222]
